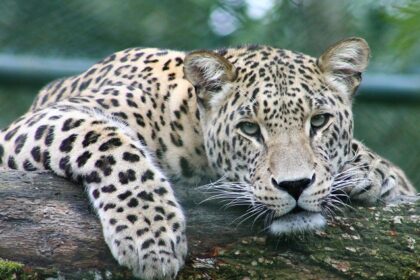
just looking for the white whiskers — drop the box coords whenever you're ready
[197,177,272,229]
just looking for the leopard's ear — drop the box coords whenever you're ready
[184,50,236,108]
[318,37,370,98]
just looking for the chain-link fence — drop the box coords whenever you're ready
[0,0,419,187]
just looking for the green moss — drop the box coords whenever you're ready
[0,260,134,280]
[0,259,24,280]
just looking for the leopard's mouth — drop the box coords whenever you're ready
[269,207,326,235]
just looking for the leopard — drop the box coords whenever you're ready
[0,37,416,279]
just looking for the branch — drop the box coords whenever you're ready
[0,171,418,279]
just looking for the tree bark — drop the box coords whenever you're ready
[0,170,418,280]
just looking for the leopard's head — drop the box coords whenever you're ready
[184,38,370,234]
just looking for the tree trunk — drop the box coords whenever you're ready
[0,170,418,280]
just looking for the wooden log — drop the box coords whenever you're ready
[0,170,418,280]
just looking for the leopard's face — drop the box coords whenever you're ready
[184,38,370,234]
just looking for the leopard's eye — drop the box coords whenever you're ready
[310,114,331,129]
[238,122,261,137]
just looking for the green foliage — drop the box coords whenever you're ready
[0,0,419,72]
[387,2,420,70]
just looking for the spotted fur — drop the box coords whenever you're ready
[0,37,416,279]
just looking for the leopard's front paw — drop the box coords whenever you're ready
[337,157,415,204]
[103,213,187,280]
[348,164,397,203]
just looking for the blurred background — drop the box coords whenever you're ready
[0,0,419,189]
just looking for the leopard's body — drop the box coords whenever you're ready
[0,38,416,279]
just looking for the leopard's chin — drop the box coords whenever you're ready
[269,211,326,235]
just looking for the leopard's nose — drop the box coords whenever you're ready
[271,174,315,200]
